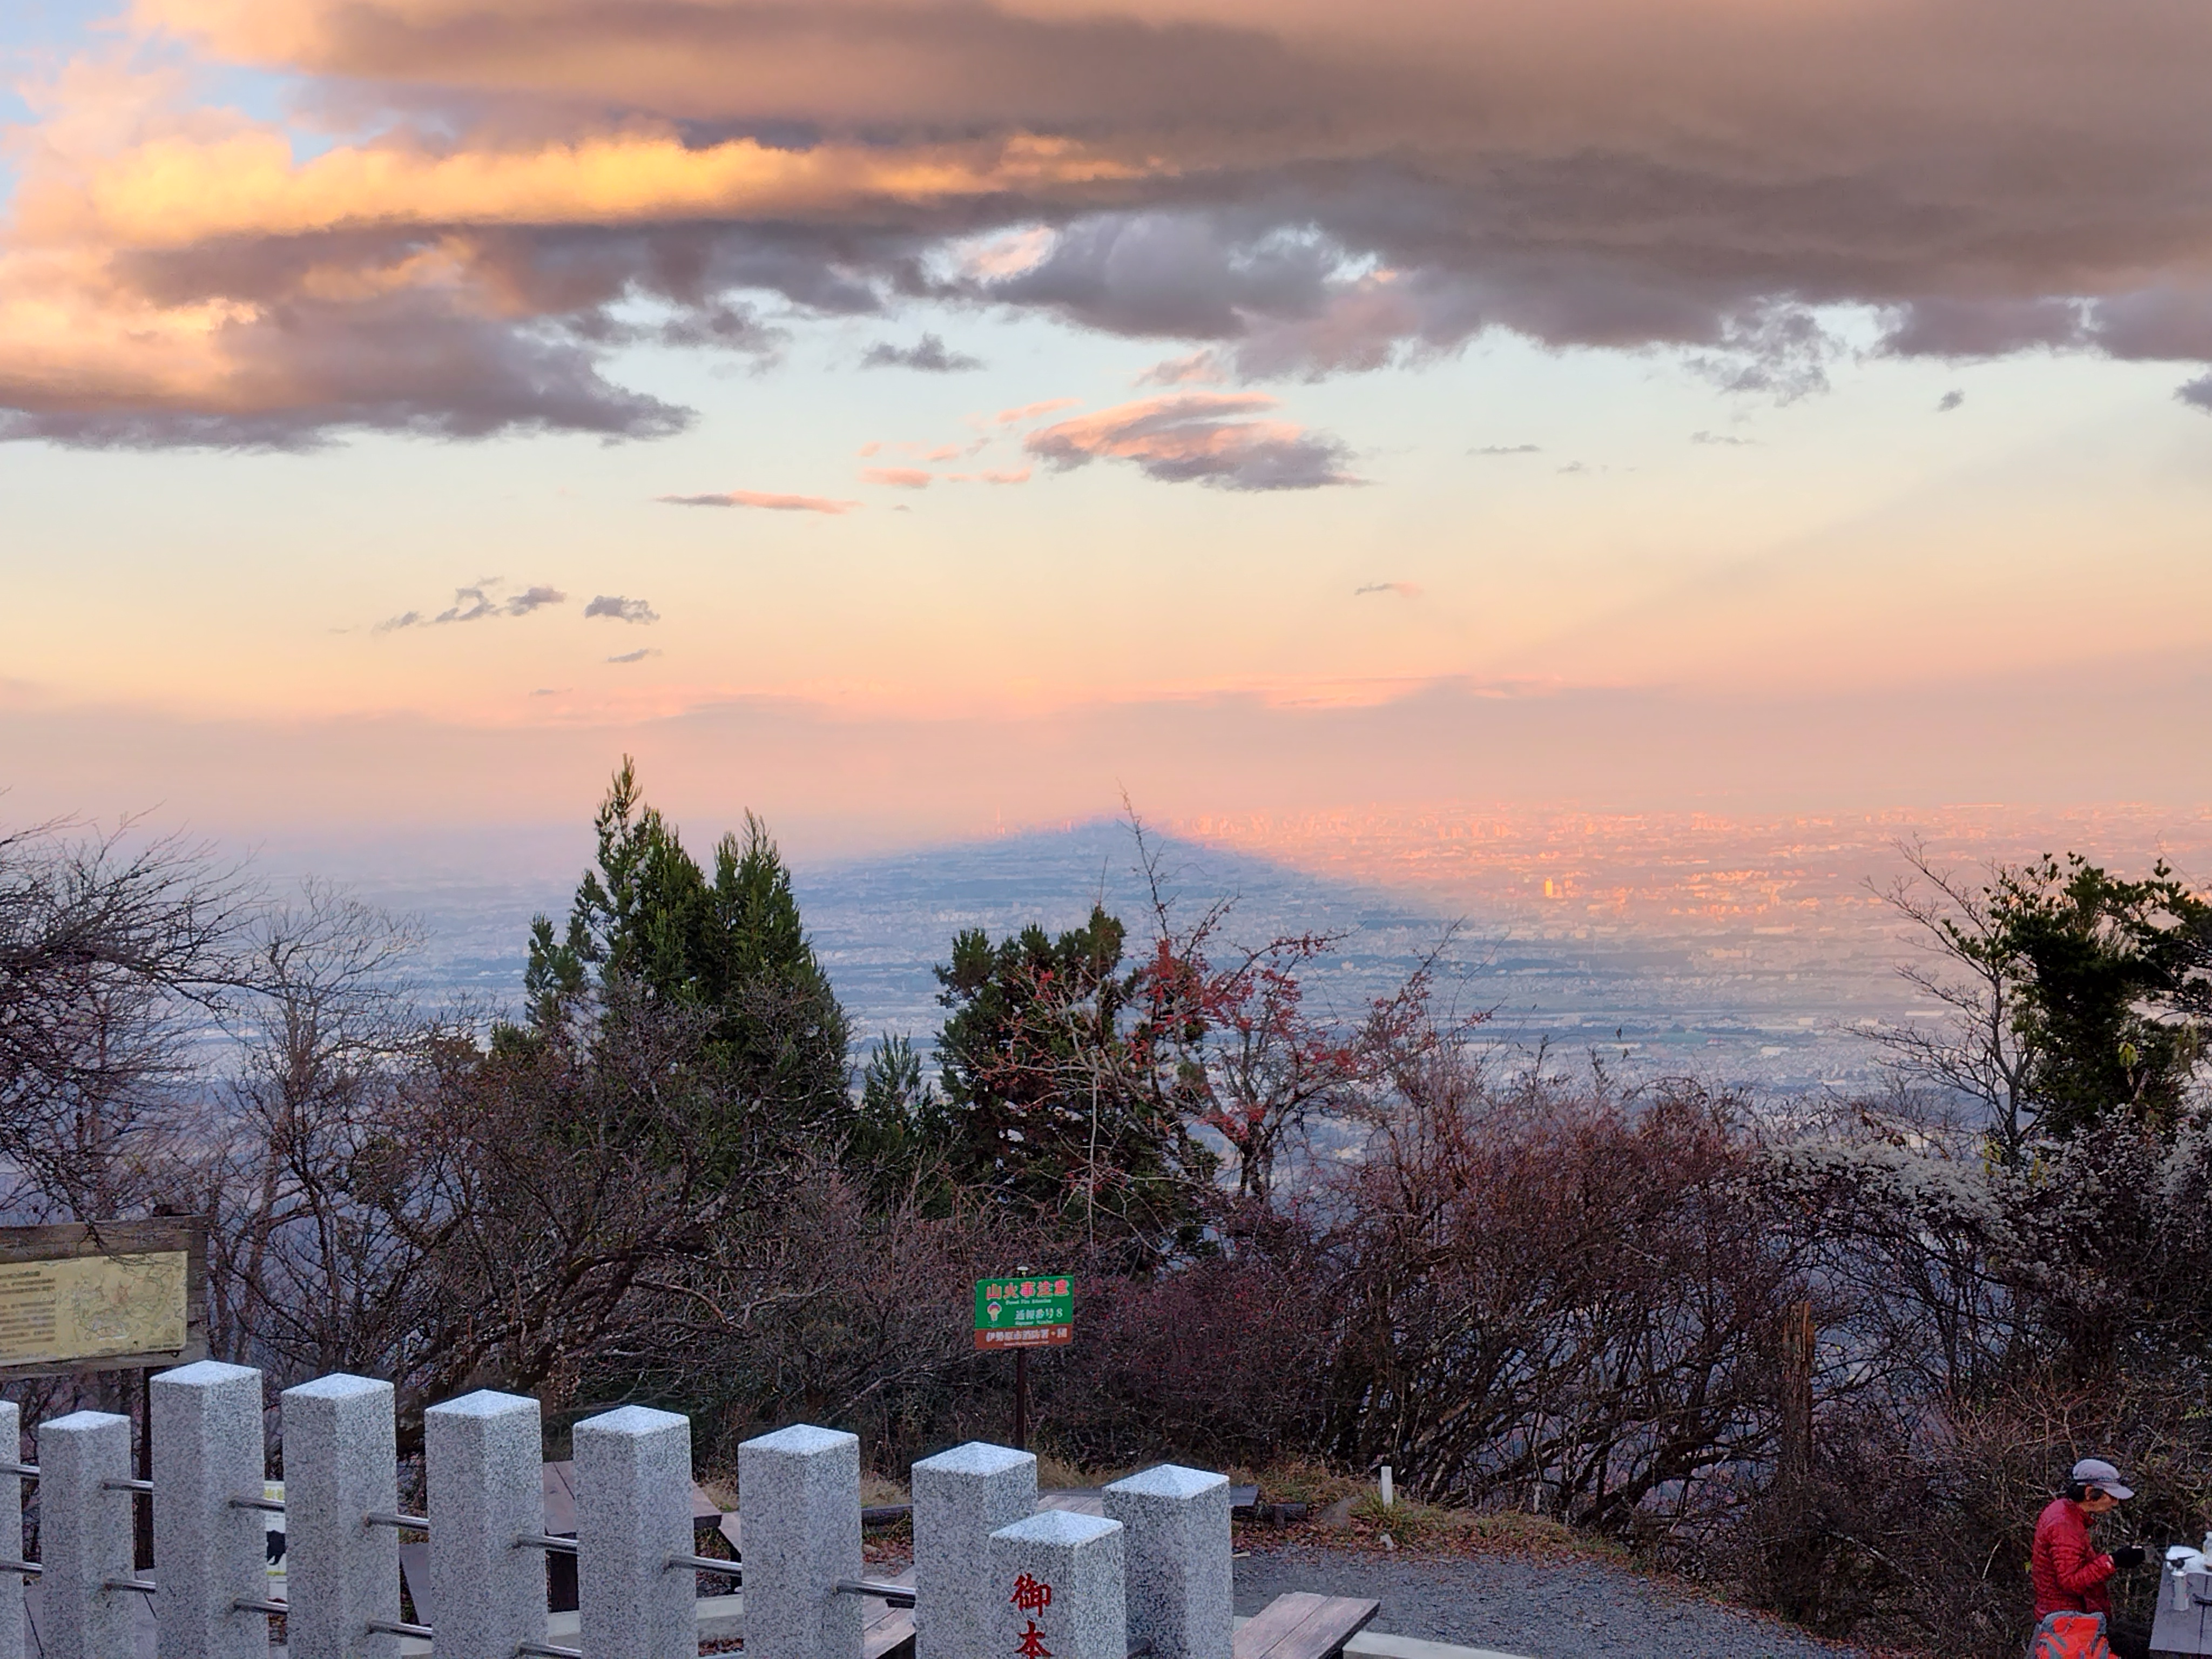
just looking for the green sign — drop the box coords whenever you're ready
[974,1275,1074,1349]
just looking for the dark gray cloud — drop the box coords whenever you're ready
[2179,375,2212,413]
[584,595,660,623]
[861,333,983,372]
[1938,389,1966,412]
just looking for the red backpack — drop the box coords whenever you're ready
[2027,1611,2113,1659]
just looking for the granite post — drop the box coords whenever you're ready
[736,1425,862,1659]
[572,1406,693,1659]
[0,1401,24,1659]
[988,1510,1124,1659]
[423,1391,544,1659]
[37,1410,136,1659]
[1102,1466,1231,1659]
[911,1442,1036,1659]
[151,1361,268,1659]
[281,1373,400,1659]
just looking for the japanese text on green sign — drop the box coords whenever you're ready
[974,1276,1073,1348]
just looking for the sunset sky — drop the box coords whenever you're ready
[5,0,2212,853]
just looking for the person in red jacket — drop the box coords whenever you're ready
[2032,1458,2150,1658]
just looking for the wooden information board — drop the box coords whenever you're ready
[0,1220,207,1379]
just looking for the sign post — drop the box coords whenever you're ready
[0,1219,210,1568]
[973,1276,1073,1452]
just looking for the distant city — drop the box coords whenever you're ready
[296,803,2212,1102]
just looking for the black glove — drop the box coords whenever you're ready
[2112,1544,2147,1570]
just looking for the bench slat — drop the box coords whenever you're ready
[1235,1593,1380,1659]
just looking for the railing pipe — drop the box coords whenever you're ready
[666,1555,743,1579]
[834,1580,916,1609]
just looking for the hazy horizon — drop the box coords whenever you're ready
[188,798,2212,1101]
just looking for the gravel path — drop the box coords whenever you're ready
[1232,1545,1872,1659]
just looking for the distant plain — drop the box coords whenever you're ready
[247,804,2212,1102]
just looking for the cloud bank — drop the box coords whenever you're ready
[11,0,2212,444]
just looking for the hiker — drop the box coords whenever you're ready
[2031,1458,2150,1658]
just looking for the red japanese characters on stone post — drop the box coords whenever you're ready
[1011,1572,1056,1657]
[1010,1573,1053,1612]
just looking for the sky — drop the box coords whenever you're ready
[4,0,2212,857]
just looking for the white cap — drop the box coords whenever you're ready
[2073,1458,2135,1501]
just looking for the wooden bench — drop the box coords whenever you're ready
[1233,1593,1380,1659]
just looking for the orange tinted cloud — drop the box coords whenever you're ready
[995,397,1083,425]
[21,129,1143,248]
[860,467,932,489]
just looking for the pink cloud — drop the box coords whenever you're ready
[994,398,1083,426]
[1025,394,1359,491]
[943,466,1033,484]
[658,490,858,513]
[861,466,933,489]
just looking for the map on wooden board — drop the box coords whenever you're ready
[0,1251,190,1367]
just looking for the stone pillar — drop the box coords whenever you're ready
[281,1373,400,1659]
[736,1425,862,1659]
[988,1510,1125,1659]
[37,1410,136,1659]
[151,1361,268,1659]
[911,1442,1036,1659]
[1103,1466,1231,1659]
[571,1406,693,1659]
[423,1390,543,1659]
[0,1400,24,1659]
